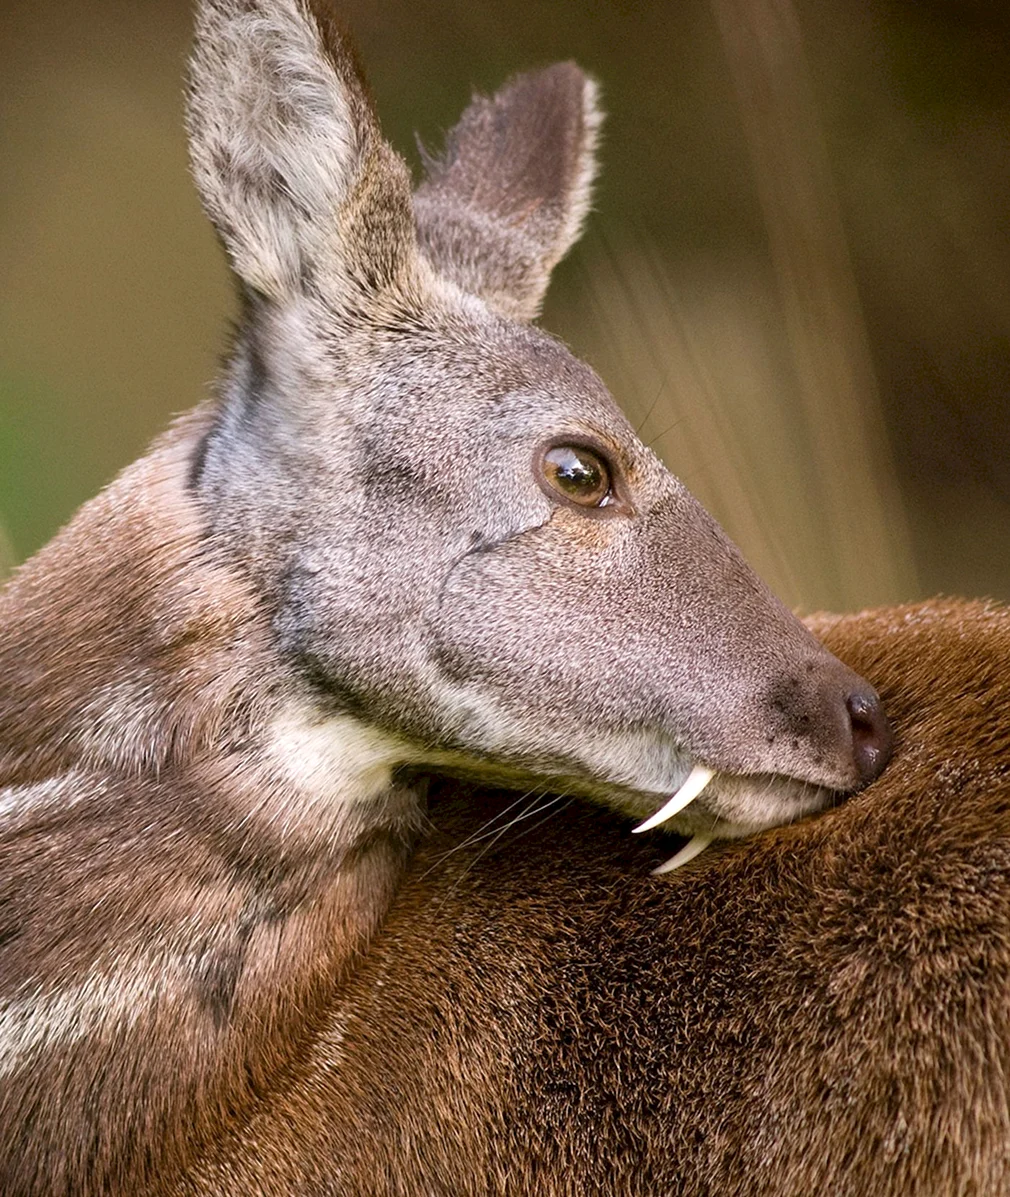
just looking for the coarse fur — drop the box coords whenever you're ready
[0,1,900,1193]
[182,598,1010,1196]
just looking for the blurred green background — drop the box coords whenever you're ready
[3,0,1009,612]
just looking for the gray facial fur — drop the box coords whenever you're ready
[189,0,890,838]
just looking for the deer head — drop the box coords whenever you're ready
[183,0,891,861]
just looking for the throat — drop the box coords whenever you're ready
[249,701,424,850]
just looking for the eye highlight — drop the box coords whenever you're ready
[540,445,614,509]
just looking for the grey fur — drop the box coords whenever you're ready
[187,0,887,838]
[415,62,603,320]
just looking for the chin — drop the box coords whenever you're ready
[678,777,835,839]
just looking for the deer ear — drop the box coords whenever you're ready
[414,63,603,323]
[187,0,418,308]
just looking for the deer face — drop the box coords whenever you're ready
[188,0,890,854]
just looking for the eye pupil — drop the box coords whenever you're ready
[553,450,598,492]
[541,445,613,508]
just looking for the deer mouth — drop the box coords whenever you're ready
[631,764,834,873]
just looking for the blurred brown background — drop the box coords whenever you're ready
[2,0,1009,612]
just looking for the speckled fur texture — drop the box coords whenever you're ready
[0,0,960,1193]
[186,599,1010,1196]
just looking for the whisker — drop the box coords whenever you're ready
[644,415,688,450]
[451,791,554,877]
[634,379,667,438]
[477,791,567,846]
[418,786,541,881]
[511,794,574,843]
[433,790,565,912]
[459,790,576,857]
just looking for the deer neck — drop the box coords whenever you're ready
[0,402,423,903]
[0,411,426,1191]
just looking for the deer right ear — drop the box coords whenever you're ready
[187,0,418,309]
[414,63,603,323]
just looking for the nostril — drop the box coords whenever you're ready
[846,690,893,786]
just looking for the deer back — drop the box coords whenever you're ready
[184,598,1010,1196]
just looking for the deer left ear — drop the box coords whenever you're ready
[413,62,603,322]
[187,0,419,312]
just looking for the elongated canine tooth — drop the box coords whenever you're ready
[632,766,715,834]
[652,834,713,875]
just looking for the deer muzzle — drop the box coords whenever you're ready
[633,650,893,871]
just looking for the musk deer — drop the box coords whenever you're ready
[0,0,900,1194]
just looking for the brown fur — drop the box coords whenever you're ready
[0,407,264,783]
[0,409,418,1194]
[183,599,1010,1195]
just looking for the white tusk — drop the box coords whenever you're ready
[632,765,715,834]
[652,834,713,875]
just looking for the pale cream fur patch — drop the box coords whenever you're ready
[0,773,99,829]
[247,701,418,840]
[0,956,184,1080]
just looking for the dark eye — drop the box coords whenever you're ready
[540,445,613,508]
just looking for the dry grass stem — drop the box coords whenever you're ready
[710,0,918,609]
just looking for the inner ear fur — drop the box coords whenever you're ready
[414,62,603,323]
[187,0,419,311]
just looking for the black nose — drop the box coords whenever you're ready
[846,689,893,785]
